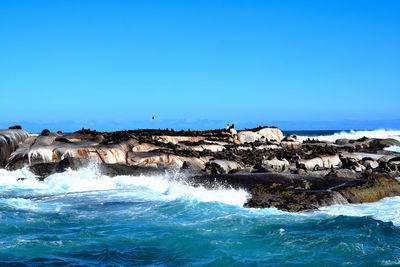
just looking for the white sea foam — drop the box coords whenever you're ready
[385,145,400,153]
[2,165,400,225]
[317,196,400,225]
[297,129,400,144]
[0,166,249,210]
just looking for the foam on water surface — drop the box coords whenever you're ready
[297,129,400,143]
[0,165,249,210]
[1,166,400,265]
[1,166,400,226]
[317,196,400,225]
[2,129,400,265]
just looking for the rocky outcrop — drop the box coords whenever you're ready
[0,129,29,167]
[262,157,289,173]
[205,160,242,174]
[338,172,400,204]
[237,127,283,144]
[187,171,400,212]
[1,124,400,212]
[29,157,167,179]
[297,154,341,171]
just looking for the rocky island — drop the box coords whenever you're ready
[1,125,400,212]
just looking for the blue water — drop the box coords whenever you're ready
[2,129,400,266]
[1,167,400,266]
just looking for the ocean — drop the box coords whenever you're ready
[1,129,400,266]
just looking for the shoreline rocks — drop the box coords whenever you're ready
[1,125,400,212]
[0,129,29,167]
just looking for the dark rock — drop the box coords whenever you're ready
[97,163,166,177]
[204,160,241,174]
[187,172,362,212]
[8,125,22,129]
[339,172,400,203]
[181,160,205,172]
[325,168,360,179]
[54,137,73,143]
[54,157,91,173]
[29,162,58,179]
[187,171,400,211]
[336,139,350,145]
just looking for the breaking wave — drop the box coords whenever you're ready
[297,129,400,144]
[1,166,400,224]
[0,166,249,208]
[1,166,400,265]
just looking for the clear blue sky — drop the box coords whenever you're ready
[0,0,399,131]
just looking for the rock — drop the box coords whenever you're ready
[336,139,350,145]
[262,157,289,173]
[154,135,205,145]
[319,154,341,169]
[354,138,400,151]
[187,173,360,212]
[131,143,160,152]
[237,127,283,144]
[205,160,242,174]
[98,163,166,177]
[53,157,91,173]
[281,135,301,149]
[29,162,58,179]
[55,146,127,164]
[306,169,331,177]
[340,152,363,161]
[237,131,259,144]
[180,143,225,152]
[297,155,341,171]
[325,169,360,179]
[281,140,301,149]
[181,158,206,172]
[257,127,284,143]
[6,136,37,170]
[339,172,400,203]
[297,157,324,171]
[255,144,280,150]
[127,151,205,169]
[378,155,396,163]
[0,129,29,167]
[8,125,22,129]
[295,169,308,175]
[30,157,166,179]
[2,124,400,212]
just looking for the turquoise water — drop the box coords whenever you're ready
[1,166,400,266]
[2,129,400,266]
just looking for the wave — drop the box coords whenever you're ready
[385,145,400,153]
[2,166,400,226]
[0,165,249,209]
[297,129,400,143]
[317,196,400,225]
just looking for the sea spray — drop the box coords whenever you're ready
[297,129,400,143]
[1,163,400,265]
[0,165,250,207]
